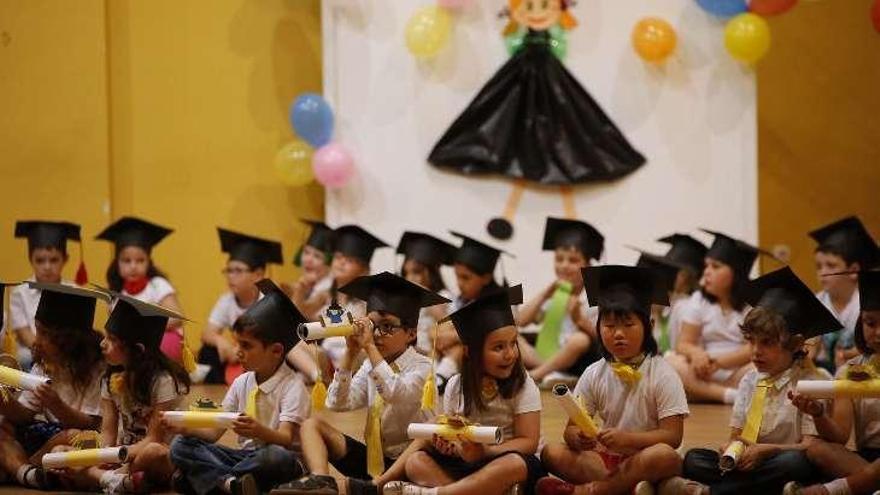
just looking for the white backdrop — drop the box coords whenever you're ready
[321,0,758,298]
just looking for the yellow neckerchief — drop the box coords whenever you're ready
[482,376,499,401]
[609,353,646,386]
[846,354,880,381]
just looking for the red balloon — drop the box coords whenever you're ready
[749,0,797,16]
[872,0,880,34]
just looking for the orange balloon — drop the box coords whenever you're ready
[632,17,677,63]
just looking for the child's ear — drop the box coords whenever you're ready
[788,333,806,352]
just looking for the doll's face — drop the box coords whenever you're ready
[512,0,563,32]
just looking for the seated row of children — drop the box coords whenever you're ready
[3,236,880,495]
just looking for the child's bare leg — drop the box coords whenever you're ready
[299,417,349,475]
[806,440,869,479]
[404,451,455,488]
[541,442,607,484]
[529,333,590,381]
[438,453,529,495]
[583,444,681,495]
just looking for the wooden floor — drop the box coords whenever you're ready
[0,384,732,494]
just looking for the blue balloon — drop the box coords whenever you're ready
[289,93,334,148]
[695,0,748,17]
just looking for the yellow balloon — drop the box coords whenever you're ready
[405,5,452,59]
[725,13,771,64]
[632,17,677,63]
[274,140,315,187]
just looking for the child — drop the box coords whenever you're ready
[537,265,689,495]
[6,220,83,368]
[387,285,546,495]
[275,272,449,495]
[169,279,310,495]
[808,217,877,371]
[0,282,106,490]
[785,270,880,495]
[67,292,191,493]
[289,219,335,319]
[96,216,186,364]
[678,266,839,494]
[199,228,283,385]
[653,234,708,352]
[667,230,763,404]
[517,217,603,387]
[434,232,507,389]
[397,231,456,353]
[633,250,687,354]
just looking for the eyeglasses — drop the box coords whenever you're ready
[221,267,253,276]
[372,321,404,337]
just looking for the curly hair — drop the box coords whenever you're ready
[33,322,104,396]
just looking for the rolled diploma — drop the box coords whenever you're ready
[0,365,51,391]
[552,384,598,438]
[719,440,745,472]
[407,423,503,445]
[297,321,356,341]
[796,380,880,399]
[42,447,128,469]
[162,411,240,429]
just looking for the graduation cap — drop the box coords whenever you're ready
[301,219,335,254]
[658,234,708,275]
[450,231,510,276]
[15,221,81,254]
[542,217,604,261]
[239,279,307,351]
[397,231,456,267]
[633,252,679,297]
[448,285,523,346]
[582,265,670,314]
[701,229,766,276]
[810,216,878,268]
[30,282,109,330]
[744,266,842,338]
[104,291,185,350]
[218,228,283,269]
[859,271,880,312]
[339,272,451,328]
[333,225,389,264]
[96,216,173,252]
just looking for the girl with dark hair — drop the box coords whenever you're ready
[397,231,455,354]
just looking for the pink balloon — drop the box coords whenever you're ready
[437,0,470,9]
[312,143,354,188]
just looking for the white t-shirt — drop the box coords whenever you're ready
[666,295,690,351]
[122,276,176,305]
[208,291,262,330]
[19,364,104,423]
[327,347,433,457]
[574,355,689,445]
[730,364,830,444]
[100,371,183,445]
[442,372,542,445]
[223,363,310,450]
[816,290,861,349]
[836,355,880,449]
[680,291,748,358]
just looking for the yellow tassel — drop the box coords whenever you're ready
[109,372,126,396]
[182,342,197,374]
[2,328,17,360]
[421,372,436,411]
[311,380,327,411]
[70,430,102,450]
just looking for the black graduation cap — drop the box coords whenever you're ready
[658,233,708,275]
[397,231,456,267]
[859,271,880,312]
[542,217,604,261]
[634,253,679,296]
[450,231,510,276]
[301,219,335,254]
[104,291,184,350]
[15,221,81,254]
[96,216,173,252]
[582,265,670,313]
[744,266,842,338]
[810,216,878,268]
[333,225,389,264]
[240,279,307,351]
[448,285,523,346]
[218,228,283,269]
[701,229,764,276]
[339,272,451,328]
[29,282,109,330]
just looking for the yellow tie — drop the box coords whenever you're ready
[246,385,259,419]
[740,379,770,443]
[610,361,642,386]
[365,363,399,478]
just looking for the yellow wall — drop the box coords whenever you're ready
[1,0,324,347]
[758,0,880,286]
